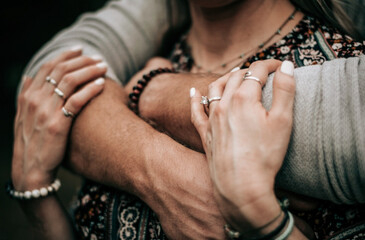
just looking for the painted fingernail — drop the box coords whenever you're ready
[190,87,196,98]
[70,45,83,52]
[94,78,105,85]
[96,62,108,69]
[230,67,240,72]
[281,61,294,76]
[90,55,103,61]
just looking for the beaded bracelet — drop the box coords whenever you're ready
[224,198,292,240]
[128,67,175,113]
[5,179,61,200]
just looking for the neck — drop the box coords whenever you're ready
[188,0,303,73]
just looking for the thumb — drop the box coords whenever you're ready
[270,61,296,117]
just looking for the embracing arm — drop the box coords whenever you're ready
[139,56,365,204]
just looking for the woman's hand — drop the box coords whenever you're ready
[190,60,296,233]
[12,47,107,191]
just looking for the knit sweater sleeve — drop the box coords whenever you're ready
[262,55,365,204]
[23,0,189,85]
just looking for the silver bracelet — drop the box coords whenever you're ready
[275,212,294,240]
[6,179,61,200]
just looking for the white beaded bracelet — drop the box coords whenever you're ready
[6,179,61,200]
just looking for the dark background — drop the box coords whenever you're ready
[0,0,108,239]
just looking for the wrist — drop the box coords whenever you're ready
[12,170,55,192]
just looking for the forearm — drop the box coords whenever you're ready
[139,73,219,151]
[67,79,206,201]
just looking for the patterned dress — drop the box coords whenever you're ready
[74,15,365,240]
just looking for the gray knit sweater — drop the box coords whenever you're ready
[24,0,365,204]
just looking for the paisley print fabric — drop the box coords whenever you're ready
[74,15,365,239]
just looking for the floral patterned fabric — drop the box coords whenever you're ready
[74,15,365,240]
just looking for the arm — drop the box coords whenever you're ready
[139,56,365,204]
[23,1,226,239]
[190,60,307,239]
[12,50,106,239]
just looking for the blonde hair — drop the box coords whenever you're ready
[290,0,362,39]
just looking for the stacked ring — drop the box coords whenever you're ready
[54,88,65,99]
[243,71,263,87]
[46,76,57,86]
[62,107,75,118]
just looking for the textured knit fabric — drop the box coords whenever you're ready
[74,15,365,240]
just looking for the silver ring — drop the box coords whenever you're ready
[243,71,263,87]
[62,107,75,118]
[54,88,65,99]
[208,96,222,104]
[46,76,57,86]
[200,96,209,105]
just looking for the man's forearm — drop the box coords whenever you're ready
[67,79,203,199]
[139,73,219,152]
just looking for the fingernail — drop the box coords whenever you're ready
[90,55,103,61]
[280,61,294,76]
[230,67,240,72]
[96,62,108,69]
[190,87,196,98]
[94,78,105,85]
[70,45,83,52]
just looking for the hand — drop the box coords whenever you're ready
[147,148,226,239]
[12,48,106,191]
[190,60,296,231]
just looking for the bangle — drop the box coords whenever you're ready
[275,212,294,240]
[224,198,292,240]
[128,67,175,114]
[5,179,61,200]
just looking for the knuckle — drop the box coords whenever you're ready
[277,79,296,93]
[54,62,68,74]
[37,109,49,125]
[47,120,62,136]
[232,90,250,102]
[249,60,263,68]
[68,97,83,111]
[27,97,39,111]
[62,74,77,86]
[40,61,55,72]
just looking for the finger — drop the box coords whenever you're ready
[62,78,105,119]
[20,75,33,93]
[53,62,107,103]
[220,69,247,104]
[270,61,296,116]
[44,55,103,90]
[207,72,232,113]
[15,76,33,123]
[239,59,282,103]
[31,46,83,90]
[190,87,209,151]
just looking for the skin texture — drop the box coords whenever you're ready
[37,0,312,238]
[190,59,306,238]
[12,49,106,239]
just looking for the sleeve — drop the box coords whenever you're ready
[262,55,365,204]
[23,0,189,85]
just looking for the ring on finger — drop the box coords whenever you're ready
[46,76,57,86]
[200,96,209,105]
[62,107,75,118]
[243,71,263,87]
[208,96,222,104]
[54,88,65,99]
